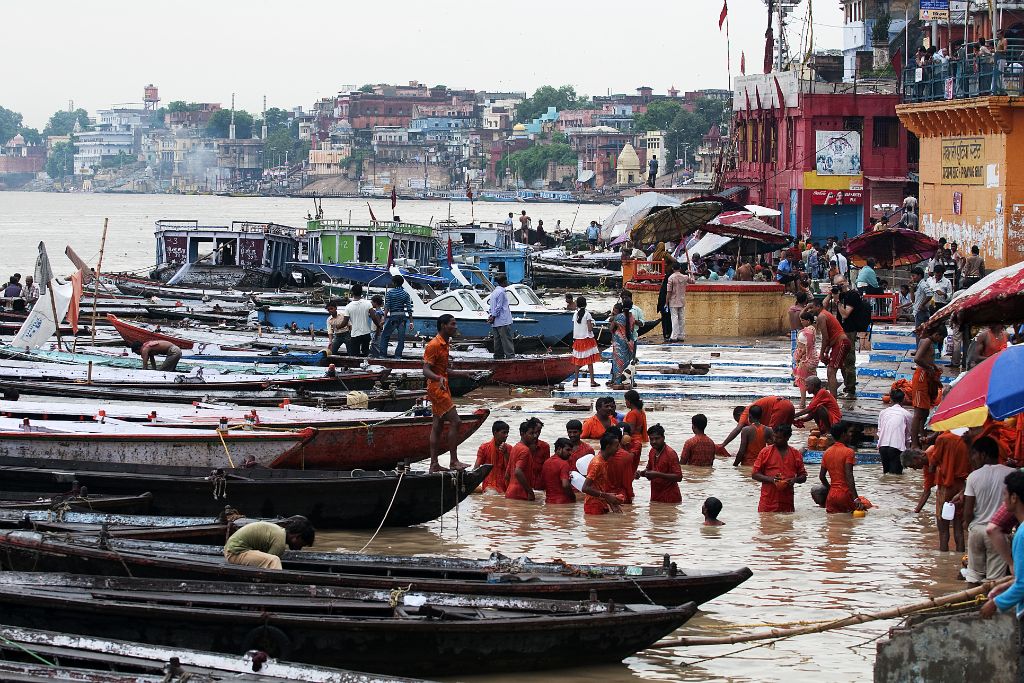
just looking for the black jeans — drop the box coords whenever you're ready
[347,333,371,356]
[879,446,904,474]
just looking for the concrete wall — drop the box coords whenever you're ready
[874,610,1019,683]
[628,283,790,338]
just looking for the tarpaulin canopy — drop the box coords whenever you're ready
[845,227,939,268]
[600,192,681,241]
[923,260,1024,331]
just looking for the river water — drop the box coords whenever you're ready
[1,192,963,681]
[0,191,612,275]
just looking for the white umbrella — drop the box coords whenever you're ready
[600,192,681,241]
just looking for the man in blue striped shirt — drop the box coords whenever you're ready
[377,275,414,358]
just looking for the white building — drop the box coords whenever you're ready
[74,106,149,176]
[840,0,908,81]
[643,130,666,176]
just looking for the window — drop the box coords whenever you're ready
[907,132,920,164]
[842,116,863,134]
[872,117,899,148]
[430,295,463,312]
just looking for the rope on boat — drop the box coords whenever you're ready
[217,429,236,468]
[0,633,56,667]
[651,578,1012,649]
[357,468,406,553]
[388,584,413,608]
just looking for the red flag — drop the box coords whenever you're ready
[744,88,751,116]
[68,271,82,334]
[367,202,377,222]
[740,51,746,75]
[764,0,775,75]
[386,239,394,268]
[446,237,453,266]
[754,86,762,113]
[390,185,397,211]
[773,75,786,114]
[719,0,728,29]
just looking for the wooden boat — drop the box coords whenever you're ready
[0,461,489,528]
[0,405,489,470]
[0,418,316,468]
[326,352,575,386]
[0,379,425,410]
[0,624,416,683]
[0,530,751,607]
[0,571,698,676]
[0,509,232,544]
[0,490,153,514]
[106,314,196,349]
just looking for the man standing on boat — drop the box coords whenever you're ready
[325,301,350,356]
[341,284,380,357]
[223,517,316,570]
[423,314,468,472]
[488,275,515,359]
[131,340,182,372]
[378,275,414,358]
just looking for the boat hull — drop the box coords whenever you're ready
[0,462,489,528]
[328,354,574,386]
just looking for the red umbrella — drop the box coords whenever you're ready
[923,260,1024,331]
[707,211,791,245]
[845,227,939,268]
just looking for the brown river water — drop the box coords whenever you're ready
[318,395,967,683]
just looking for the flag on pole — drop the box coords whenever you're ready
[35,242,54,297]
[446,238,453,266]
[744,88,752,116]
[740,51,746,75]
[719,0,728,29]
[12,279,72,349]
[773,75,787,115]
[367,202,378,222]
[754,86,763,112]
[466,186,474,202]
[390,185,397,212]
[386,239,395,268]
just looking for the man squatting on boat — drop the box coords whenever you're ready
[223,517,316,570]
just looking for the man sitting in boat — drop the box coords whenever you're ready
[130,340,182,372]
[223,517,316,570]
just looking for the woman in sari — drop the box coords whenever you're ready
[609,302,635,388]
[793,310,819,409]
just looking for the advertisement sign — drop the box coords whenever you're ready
[941,137,985,185]
[809,190,864,206]
[815,131,862,176]
[953,191,963,215]
[920,0,949,21]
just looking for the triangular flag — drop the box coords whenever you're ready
[719,0,728,29]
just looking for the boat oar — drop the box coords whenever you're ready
[650,577,1011,648]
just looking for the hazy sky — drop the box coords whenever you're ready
[6,0,842,128]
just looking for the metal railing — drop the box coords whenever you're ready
[902,52,1024,103]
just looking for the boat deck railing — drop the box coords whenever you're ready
[154,219,300,239]
[306,219,433,237]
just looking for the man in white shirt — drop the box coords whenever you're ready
[929,265,954,314]
[834,248,850,278]
[963,437,1015,583]
[341,284,380,356]
[877,388,912,473]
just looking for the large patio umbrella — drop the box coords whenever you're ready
[629,201,724,246]
[929,344,1024,430]
[923,260,1024,332]
[600,192,681,241]
[706,211,791,245]
[845,227,939,268]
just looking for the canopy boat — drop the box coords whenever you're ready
[0,403,490,470]
[0,571,696,676]
[0,531,751,608]
[151,219,301,288]
[0,624,415,683]
[0,461,488,528]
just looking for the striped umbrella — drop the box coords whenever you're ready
[929,345,1024,431]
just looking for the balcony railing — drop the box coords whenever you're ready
[902,53,1024,103]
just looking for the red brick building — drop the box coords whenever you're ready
[725,72,914,241]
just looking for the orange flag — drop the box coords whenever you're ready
[68,271,83,333]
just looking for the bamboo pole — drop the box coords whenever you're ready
[650,578,1011,649]
[48,277,62,350]
[89,219,109,344]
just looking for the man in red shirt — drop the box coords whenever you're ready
[794,377,843,433]
[528,417,551,491]
[734,405,771,467]
[932,429,971,552]
[637,424,681,504]
[751,423,808,512]
[604,426,636,504]
[474,420,510,494]
[719,396,795,450]
[565,419,594,472]
[583,433,624,515]
[505,420,539,501]
[581,397,618,439]
[818,421,862,513]
[542,438,576,504]
[806,301,851,397]
[680,414,716,467]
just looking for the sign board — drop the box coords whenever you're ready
[953,191,963,215]
[815,131,862,176]
[941,137,985,185]
[732,71,799,111]
[920,0,949,21]
[809,190,863,206]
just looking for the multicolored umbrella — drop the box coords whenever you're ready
[923,260,1024,331]
[929,344,1024,431]
[845,227,939,268]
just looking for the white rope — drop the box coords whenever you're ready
[357,468,405,553]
